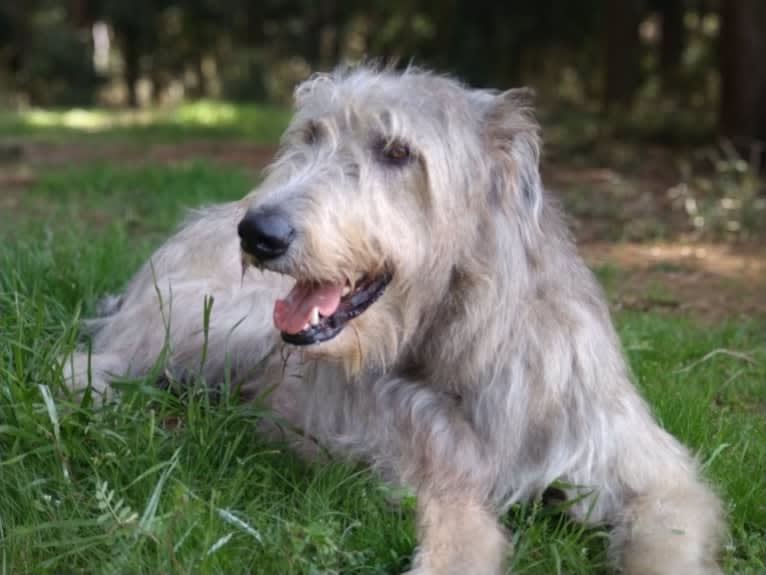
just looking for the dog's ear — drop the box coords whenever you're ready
[480,88,543,221]
[294,72,336,107]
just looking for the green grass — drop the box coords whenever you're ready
[0,100,291,142]
[1,162,764,574]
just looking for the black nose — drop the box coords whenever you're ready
[238,208,295,260]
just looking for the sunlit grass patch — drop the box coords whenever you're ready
[22,108,116,131]
[0,100,291,142]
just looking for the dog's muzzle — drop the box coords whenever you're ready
[237,208,392,346]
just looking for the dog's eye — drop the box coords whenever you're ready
[378,140,412,166]
[387,144,410,161]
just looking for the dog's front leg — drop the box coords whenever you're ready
[336,377,508,575]
[408,492,508,575]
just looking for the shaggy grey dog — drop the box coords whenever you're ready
[66,66,723,574]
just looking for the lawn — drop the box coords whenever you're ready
[0,101,292,142]
[0,110,764,574]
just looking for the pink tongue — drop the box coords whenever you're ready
[273,281,345,334]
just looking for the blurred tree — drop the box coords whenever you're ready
[719,0,766,150]
[176,0,229,97]
[0,0,758,147]
[100,0,166,106]
[603,0,644,108]
[88,1,176,103]
[1,1,101,106]
[657,0,684,93]
[0,4,28,83]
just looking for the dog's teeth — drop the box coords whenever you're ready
[310,307,320,326]
[342,285,351,297]
[302,322,310,331]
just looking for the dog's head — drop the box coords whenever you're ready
[238,65,542,369]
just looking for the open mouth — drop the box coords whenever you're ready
[273,271,392,345]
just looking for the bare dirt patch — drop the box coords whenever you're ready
[149,140,278,173]
[582,242,766,322]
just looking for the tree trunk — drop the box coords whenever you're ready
[302,2,322,69]
[659,0,684,94]
[603,0,644,109]
[68,0,87,26]
[123,34,140,108]
[719,0,766,149]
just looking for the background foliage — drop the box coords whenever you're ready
[1,0,765,147]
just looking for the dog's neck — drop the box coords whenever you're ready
[394,198,588,392]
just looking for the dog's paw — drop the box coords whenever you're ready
[61,351,124,402]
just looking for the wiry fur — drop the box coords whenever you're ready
[65,66,724,574]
